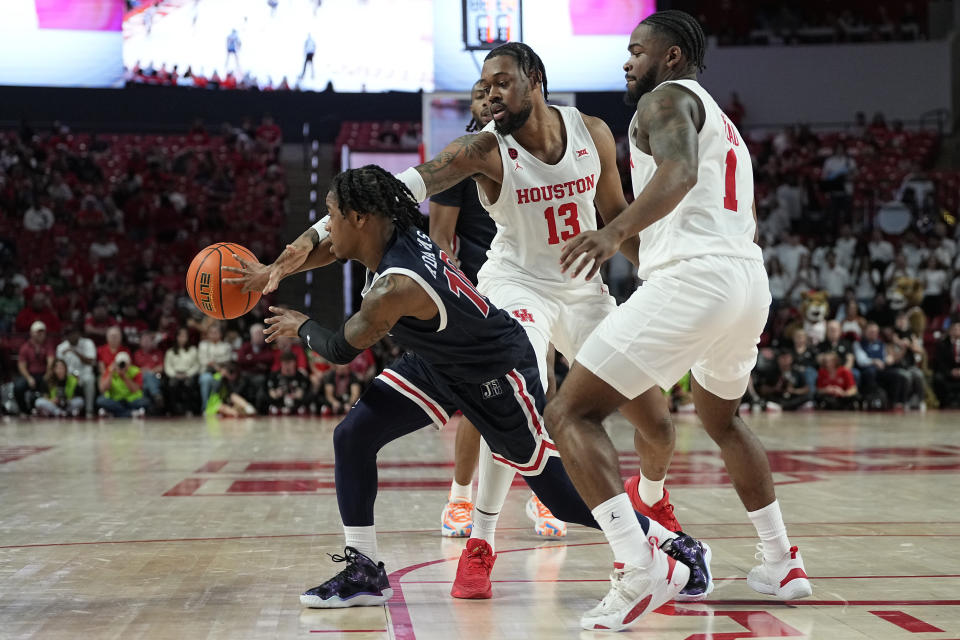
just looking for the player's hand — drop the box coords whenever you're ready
[559,229,620,280]
[221,254,273,295]
[262,239,314,293]
[263,306,309,343]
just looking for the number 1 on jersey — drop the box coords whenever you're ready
[723,148,738,212]
[544,202,581,245]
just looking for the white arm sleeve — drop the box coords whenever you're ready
[395,167,427,203]
[310,215,330,243]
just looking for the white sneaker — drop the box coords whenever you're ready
[525,495,566,537]
[580,548,689,631]
[765,401,783,413]
[747,545,812,600]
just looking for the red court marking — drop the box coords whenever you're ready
[194,460,228,473]
[869,610,945,632]
[309,630,387,634]
[163,478,207,496]
[0,446,53,464]
[225,479,452,493]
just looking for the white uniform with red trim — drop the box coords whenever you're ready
[577,79,770,400]
[475,106,618,390]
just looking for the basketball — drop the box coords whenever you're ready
[185,243,262,320]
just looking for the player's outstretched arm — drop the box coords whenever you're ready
[560,87,700,279]
[396,133,502,202]
[428,202,462,266]
[583,114,640,267]
[222,218,335,294]
[262,274,438,364]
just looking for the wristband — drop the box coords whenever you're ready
[395,167,427,203]
[310,214,330,245]
[298,319,363,364]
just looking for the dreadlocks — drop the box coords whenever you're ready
[484,42,548,100]
[330,165,426,232]
[641,10,707,73]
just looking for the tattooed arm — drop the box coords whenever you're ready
[342,274,438,348]
[414,132,503,197]
[559,86,702,278]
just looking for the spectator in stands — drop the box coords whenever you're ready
[300,34,316,81]
[97,351,149,418]
[34,358,85,417]
[787,253,818,304]
[855,322,906,409]
[119,299,148,347]
[789,329,819,402]
[84,301,117,345]
[198,323,234,412]
[933,321,960,407]
[15,291,61,334]
[321,364,362,416]
[164,327,200,416]
[256,114,282,155]
[821,144,856,189]
[14,321,54,414]
[726,92,745,127]
[767,257,789,310]
[851,111,867,138]
[260,351,310,415]
[834,224,857,269]
[97,326,130,374]
[837,299,867,338]
[900,232,928,270]
[0,281,23,333]
[225,29,241,72]
[349,348,377,389]
[868,229,895,270]
[757,350,810,411]
[775,233,809,281]
[889,313,928,410]
[236,322,274,389]
[56,324,97,417]
[919,255,949,317]
[815,351,859,410]
[205,362,256,417]
[271,335,308,375]
[89,236,119,260]
[134,331,164,413]
[23,197,55,232]
[883,253,914,287]
[867,291,896,328]
[819,251,850,308]
[817,320,859,383]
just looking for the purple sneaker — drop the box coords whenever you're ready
[661,533,714,602]
[300,546,393,608]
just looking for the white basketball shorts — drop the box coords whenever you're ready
[478,273,617,391]
[577,255,770,401]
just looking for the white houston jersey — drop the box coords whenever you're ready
[629,79,763,280]
[477,106,602,286]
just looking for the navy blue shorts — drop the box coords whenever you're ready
[376,347,557,475]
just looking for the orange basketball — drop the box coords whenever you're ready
[185,243,262,319]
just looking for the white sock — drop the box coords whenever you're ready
[449,479,472,503]
[638,475,665,505]
[643,517,677,548]
[468,440,514,553]
[343,525,378,563]
[592,493,654,569]
[470,509,500,552]
[747,500,791,562]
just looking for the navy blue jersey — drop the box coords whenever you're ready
[363,227,528,382]
[429,178,496,284]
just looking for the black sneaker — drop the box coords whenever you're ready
[300,546,393,608]
[660,532,714,601]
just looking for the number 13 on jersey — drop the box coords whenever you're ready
[544,202,581,245]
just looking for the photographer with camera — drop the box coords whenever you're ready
[95,351,150,418]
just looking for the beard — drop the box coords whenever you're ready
[493,98,533,136]
[623,66,659,106]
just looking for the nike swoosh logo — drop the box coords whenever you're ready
[307,336,312,349]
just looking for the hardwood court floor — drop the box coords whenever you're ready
[1,410,958,639]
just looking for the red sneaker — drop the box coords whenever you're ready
[450,538,496,599]
[624,476,682,533]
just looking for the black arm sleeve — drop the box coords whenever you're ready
[297,319,363,365]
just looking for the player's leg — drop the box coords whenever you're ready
[555,284,680,531]
[475,277,567,535]
[691,257,811,600]
[440,417,481,537]
[302,360,454,608]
